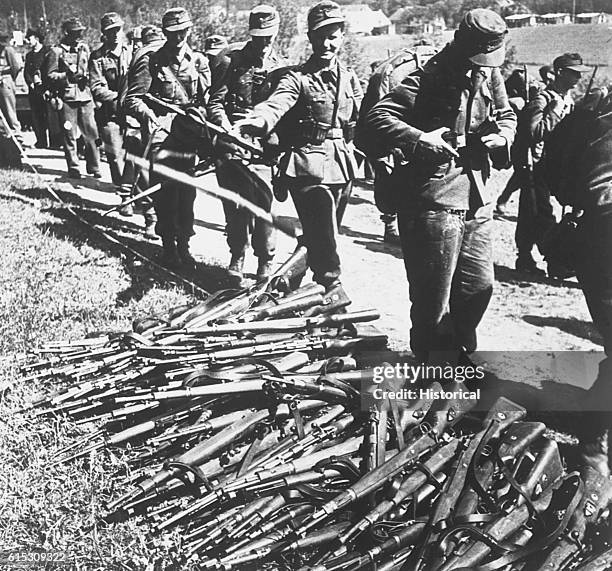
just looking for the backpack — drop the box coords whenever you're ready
[355,44,436,213]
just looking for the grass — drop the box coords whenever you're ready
[0,170,192,569]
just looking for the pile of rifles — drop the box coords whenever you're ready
[20,253,612,570]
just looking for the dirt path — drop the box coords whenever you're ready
[22,143,602,360]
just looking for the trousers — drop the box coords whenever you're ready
[216,158,275,260]
[28,88,48,147]
[99,119,124,186]
[60,100,100,173]
[0,76,21,132]
[397,208,494,361]
[290,182,349,287]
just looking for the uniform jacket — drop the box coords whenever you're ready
[0,45,23,81]
[89,41,132,122]
[249,55,363,185]
[126,42,210,126]
[207,42,286,127]
[24,46,49,90]
[43,41,92,102]
[364,44,516,209]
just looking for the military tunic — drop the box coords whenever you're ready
[0,44,23,134]
[44,41,101,174]
[247,55,363,286]
[128,42,210,242]
[89,42,132,186]
[208,42,286,263]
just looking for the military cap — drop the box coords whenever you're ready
[307,1,345,32]
[249,5,280,36]
[62,17,86,33]
[141,25,164,45]
[162,7,192,32]
[204,34,228,55]
[455,8,507,67]
[539,64,554,82]
[101,12,123,31]
[553,53,590,73]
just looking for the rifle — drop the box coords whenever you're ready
[584,65,599,99]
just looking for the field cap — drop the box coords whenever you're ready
[455,8,507,67]
[63,17,86,33]
[308,1,345,32]
[553,53,590,73]
[204,34,228,55]
[249,5,280,36]
[101,12,123,32]
[141,25,164,45]
[539,64,554,81]
[162,7,192,32]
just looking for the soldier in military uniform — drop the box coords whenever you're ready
[89,12,132,196]
[203,35,228,77]
[121,25,165,232]
[362,9,516,362]
[234,1,362,289]
[208,5,285,280]
[126,8,210,267]
[43,18,101,179]
[0,30,24,139]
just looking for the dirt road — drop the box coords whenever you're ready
[21,143,602,361]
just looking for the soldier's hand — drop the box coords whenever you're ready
[232,116,266,137]
[481,133,506,149]
[418,127,459,159]
[145,109,160,129]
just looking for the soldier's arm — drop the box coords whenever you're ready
[363,74,425,156]
[527,91,565,144]
[248,70,302,133]
[6,47,23,80]
[490,67,517,145]
[88,53,117,103]
[43,47,67,88]
[196,52,211,104]
[23,53,34,86]
[206,53,232,128]
[350,69,364,114]
[124,52,156,124]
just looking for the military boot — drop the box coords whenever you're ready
[177,238,196,268]
[160,237,180,269]
[143,210,158,240]
[256,257,274,281]
[228,252,246,279]
[515,252,545,277]
[382,214,400,245]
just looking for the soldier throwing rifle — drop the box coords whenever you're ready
[234,1,362,292]
[127,7,210,268]
[208,5,285,281]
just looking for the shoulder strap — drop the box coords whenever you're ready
[331,61,343,128]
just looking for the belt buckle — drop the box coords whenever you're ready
[455,134,467,149]
[328,128,343,139]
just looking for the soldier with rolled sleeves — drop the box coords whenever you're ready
[234,1,362,289]
[208,5,286,280]
[43,17,101,179]
[361,9,516,362]
[0,30,24,140]
[89,12,132,196]
[126,8,210,267]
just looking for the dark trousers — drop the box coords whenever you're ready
[28,88,48,147]
[216,159,275,261]
[120,129,154,216]
[290,183,346,287]
[99,119,124,186]
[515,166,556,257]
[397,208,494,360]
[60,100,100,173]
[150,144,196,241]
[497,166,522,205]
[0,76,21,132]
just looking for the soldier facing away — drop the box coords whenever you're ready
[126,7,210,267]
[361,9,516,362]
[208,5,285,281]
[43,17,101,179]
[234,0,363,290]
[89,12,132,198]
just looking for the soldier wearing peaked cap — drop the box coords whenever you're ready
[234,1,363,289]
[43,17,101,179]
[360,8,516,363]
[89,12,132,198]
[126,7,211,267]
[208,5,287,281]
